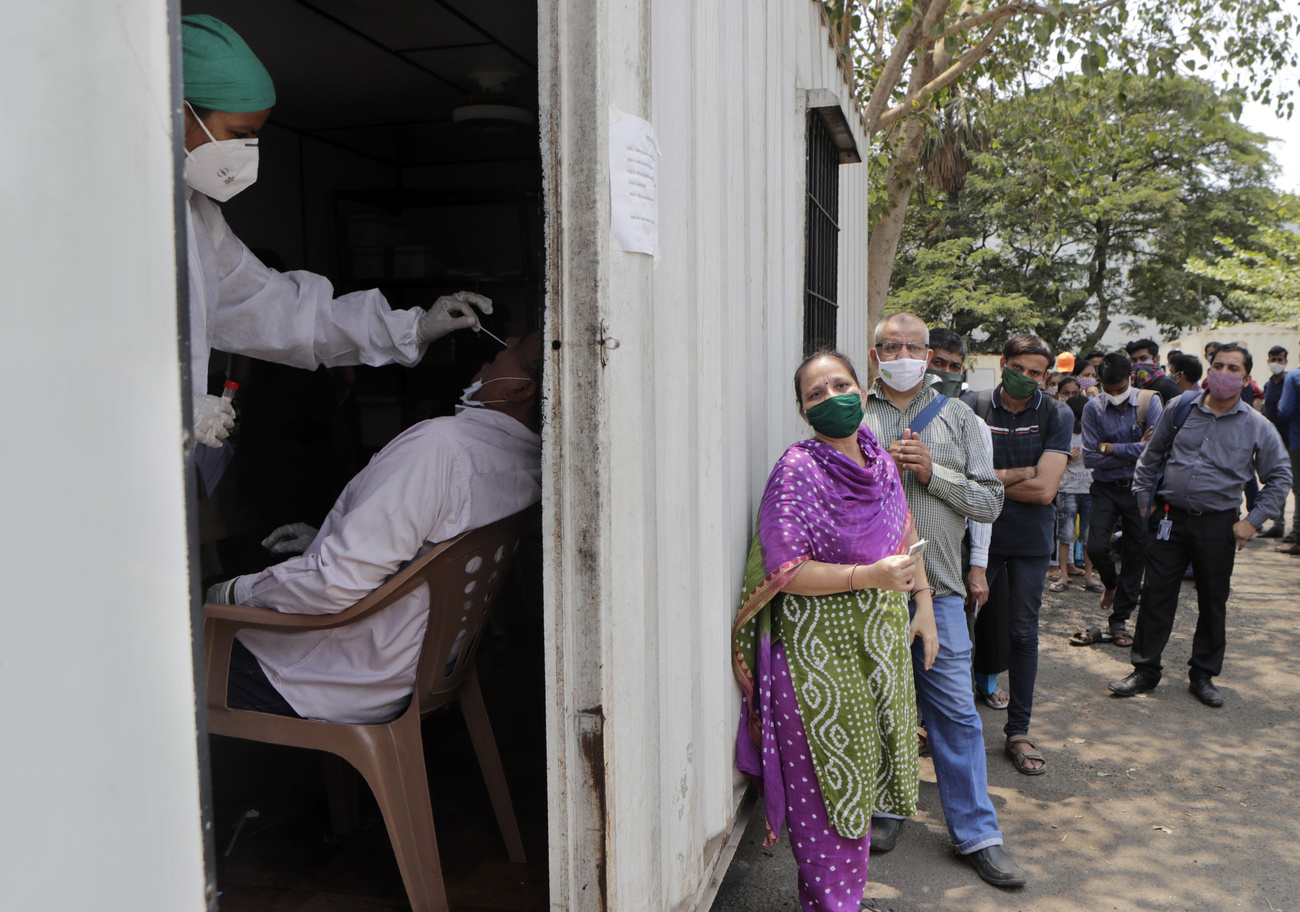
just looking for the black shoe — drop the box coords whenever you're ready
[869,816,902,853]
[1261,524,1284,539]
[960,845,1028,887]
[1108,671,1159,697]
[1189,678,1224,707]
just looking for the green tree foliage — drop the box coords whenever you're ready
[1185,214,1300,319]
[888,72,1284,352]
[819,0,1299,330]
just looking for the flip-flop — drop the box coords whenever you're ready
[1048,580,1069,592]
[1005,734,1047,776]
[980,689,1009,710]
[1082,582,1105,593]
[1070,625,1111,646]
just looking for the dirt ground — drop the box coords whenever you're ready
[712,532,1300,912]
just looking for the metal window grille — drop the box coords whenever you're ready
[803,112,840,355]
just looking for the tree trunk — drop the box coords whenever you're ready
[866,121,926,333]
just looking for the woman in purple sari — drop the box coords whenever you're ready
[732,351,938,912]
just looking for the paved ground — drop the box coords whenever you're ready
[712,533,1300,912]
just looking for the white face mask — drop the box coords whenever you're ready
[184,101,259,201]
[455,376,531,413]
[877,357,928,392]
[1269,362,1287,376]
[1106,389,1130,407]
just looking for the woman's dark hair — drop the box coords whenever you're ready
[1098,351,1133,385]
[1066,393,1088,432]
[187,102,215,121]
[794,350,859,404]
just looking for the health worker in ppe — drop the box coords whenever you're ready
[181,14,490,449]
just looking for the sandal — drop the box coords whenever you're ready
[1070,625,1111,646]
[1005,734,1047,776]
[1082,582,1105,593]
[1048,580,1069,592]
[918,728,932,758]
[1109,625,1134,648]
[980,689,1009,710]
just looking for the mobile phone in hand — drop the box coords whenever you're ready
[908,539,928,559]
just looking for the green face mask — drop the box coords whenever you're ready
[804,392,865,439]
[1000,366,1041,400]
[926,369,964,398]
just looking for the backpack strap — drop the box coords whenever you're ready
[973,388,994,422]
[1136,388,1157,429]
[899,393,948,441]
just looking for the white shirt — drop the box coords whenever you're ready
[232,408,542,723]
[967,419,994,568]
[186,190,423,395]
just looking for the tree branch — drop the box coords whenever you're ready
[876,13,1013,132]
[861,0,952,136]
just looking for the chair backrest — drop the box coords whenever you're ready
[401,512,524,712]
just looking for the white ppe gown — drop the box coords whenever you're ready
[186,189,423,396]
[231,408,542,724]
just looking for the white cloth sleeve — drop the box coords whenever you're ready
[967,417,995,568]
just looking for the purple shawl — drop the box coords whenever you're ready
[732,426,911,844]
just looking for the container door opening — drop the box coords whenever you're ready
[182,2,548,909]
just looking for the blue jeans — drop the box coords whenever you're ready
[985,553,1051,738]
[1056,492,1091,547]
[876,594,1002,854]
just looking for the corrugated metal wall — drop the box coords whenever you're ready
[541,2,869,910]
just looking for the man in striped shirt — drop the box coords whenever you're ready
[862,314,1024,887]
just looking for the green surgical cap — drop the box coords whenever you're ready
[182,14,276,113]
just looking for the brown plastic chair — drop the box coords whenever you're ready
[203,512,527,912]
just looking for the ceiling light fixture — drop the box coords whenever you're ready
[452,71,535,131]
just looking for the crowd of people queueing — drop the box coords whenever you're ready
[731,317,1291,911]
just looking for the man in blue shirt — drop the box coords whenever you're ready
[1082,352,1163,645]
[1276,360,1300,552]
[963,333,1072,776]
[1112,344,1291,706]
[1261,346,1290,540]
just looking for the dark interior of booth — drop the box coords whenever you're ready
[184,2,547,909]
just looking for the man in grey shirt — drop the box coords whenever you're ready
[1109,344,1291,707]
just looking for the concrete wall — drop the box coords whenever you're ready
[0,3,210,910]
[540,2,868,909]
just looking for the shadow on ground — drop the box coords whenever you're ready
[711,534,1300,912]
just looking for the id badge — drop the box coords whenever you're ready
[1156,518,1172,541]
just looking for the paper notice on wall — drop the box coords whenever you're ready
[608,111,659,256]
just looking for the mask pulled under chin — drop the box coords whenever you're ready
[455,376,533,414]
[184,101,259,201]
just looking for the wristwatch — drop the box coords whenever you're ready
[1100,443,1112,455]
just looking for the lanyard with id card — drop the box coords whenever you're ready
[1157,504,1172,541]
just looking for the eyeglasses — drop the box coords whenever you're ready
[875,341,928,356]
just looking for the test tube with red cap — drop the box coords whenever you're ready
[222,380,240,400]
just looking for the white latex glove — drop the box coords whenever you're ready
[194,394,235,448]
[262,522,320,556]
[205,578,237,604]
[415,291,494,344]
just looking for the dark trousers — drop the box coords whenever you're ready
[227,639,301,717]
[984,552,1051,738]
[1087,481,1147,626]
[1131,507,1237,681]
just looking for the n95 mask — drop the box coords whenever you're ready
[184,101,259,201]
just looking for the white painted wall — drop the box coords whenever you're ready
[541,2,869,909]
[0,4,210,911]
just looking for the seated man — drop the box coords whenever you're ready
[206,331,544,724]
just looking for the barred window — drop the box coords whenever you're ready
[803,111,840,355]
